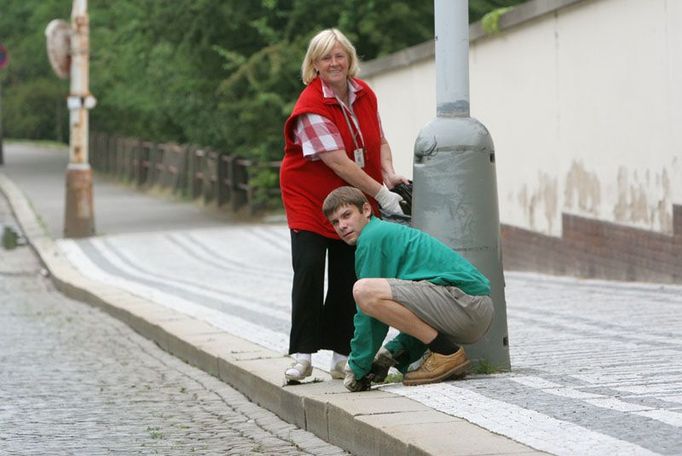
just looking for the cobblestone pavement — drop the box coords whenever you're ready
[387,273,682,456]
[57,227,682,456]
[0,212,346,455]
[3,145,681,455]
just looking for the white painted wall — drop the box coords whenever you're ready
[363,0,682,236]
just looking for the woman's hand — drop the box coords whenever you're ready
[374,185,404,214]
[382,172,410,189]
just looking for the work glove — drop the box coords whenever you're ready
[369,346,400,383]
[374,185,405,215]
[390,182,413,216]
[343,363,372,392]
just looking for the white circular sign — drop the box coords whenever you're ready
[45,19,71,79]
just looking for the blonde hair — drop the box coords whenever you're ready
[301,28,359,85]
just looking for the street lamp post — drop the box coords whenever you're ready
[63,0,96,237]
[412,0,511,370]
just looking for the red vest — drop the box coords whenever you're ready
[280,78,383,238]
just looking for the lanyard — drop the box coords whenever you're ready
[338,99,364,151]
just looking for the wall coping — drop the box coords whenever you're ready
[360,0,589,77]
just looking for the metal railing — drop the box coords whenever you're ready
[89,132,281,213]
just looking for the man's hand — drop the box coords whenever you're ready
[374,185,405,215]
[343,363,372,392]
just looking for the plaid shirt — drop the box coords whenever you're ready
[294,79,384,160]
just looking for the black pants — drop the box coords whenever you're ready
[288,230,357,356]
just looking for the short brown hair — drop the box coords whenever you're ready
[322,186,368,218]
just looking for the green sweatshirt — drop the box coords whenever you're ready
[348,217,491,379]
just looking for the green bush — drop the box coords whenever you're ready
[3,78,68,142]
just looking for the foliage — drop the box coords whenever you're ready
[473,358,500,375]
[1,0,526,206]
[2,225,19,250]
[469,0,524,23]
[0,0,70,141]
[482,6,515,34]
[3,78,68,141]
[382,372,404,384]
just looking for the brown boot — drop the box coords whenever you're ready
[403,348,470,386]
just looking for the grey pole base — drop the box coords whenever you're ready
[413,115,510,371]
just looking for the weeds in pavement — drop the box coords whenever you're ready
[2,225,18,249]
[382,372,404,384]
[473,359,499,375]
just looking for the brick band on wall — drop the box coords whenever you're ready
[501,206,682,284]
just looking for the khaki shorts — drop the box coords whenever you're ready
[387,279,494,344]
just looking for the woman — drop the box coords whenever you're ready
[280,28,408,382]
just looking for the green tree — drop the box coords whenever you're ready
[0,0,70,140]
[469,0,523,23]
[1,0,526,206]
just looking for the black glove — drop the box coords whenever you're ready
[343,364,372,392]
[369,346,403,383]
[390,181,413,216]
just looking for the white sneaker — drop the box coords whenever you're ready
[285,355,312,382]
[329,353,348,380]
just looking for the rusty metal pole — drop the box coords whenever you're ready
[64,0,96,237]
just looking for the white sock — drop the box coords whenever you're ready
[331,352,348,367]
[292,353,311,364]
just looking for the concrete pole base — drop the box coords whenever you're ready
[64,165,95,238]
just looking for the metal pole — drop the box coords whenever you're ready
[412,0,511,370]
[64,0,95,237]
[435,0,469,117]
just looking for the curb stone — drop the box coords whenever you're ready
[0,172,545,456]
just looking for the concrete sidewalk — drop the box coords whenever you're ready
[2,143,681,455]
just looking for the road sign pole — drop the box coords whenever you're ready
[63,0,96,238]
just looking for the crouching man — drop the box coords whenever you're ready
[322,186,494,392]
